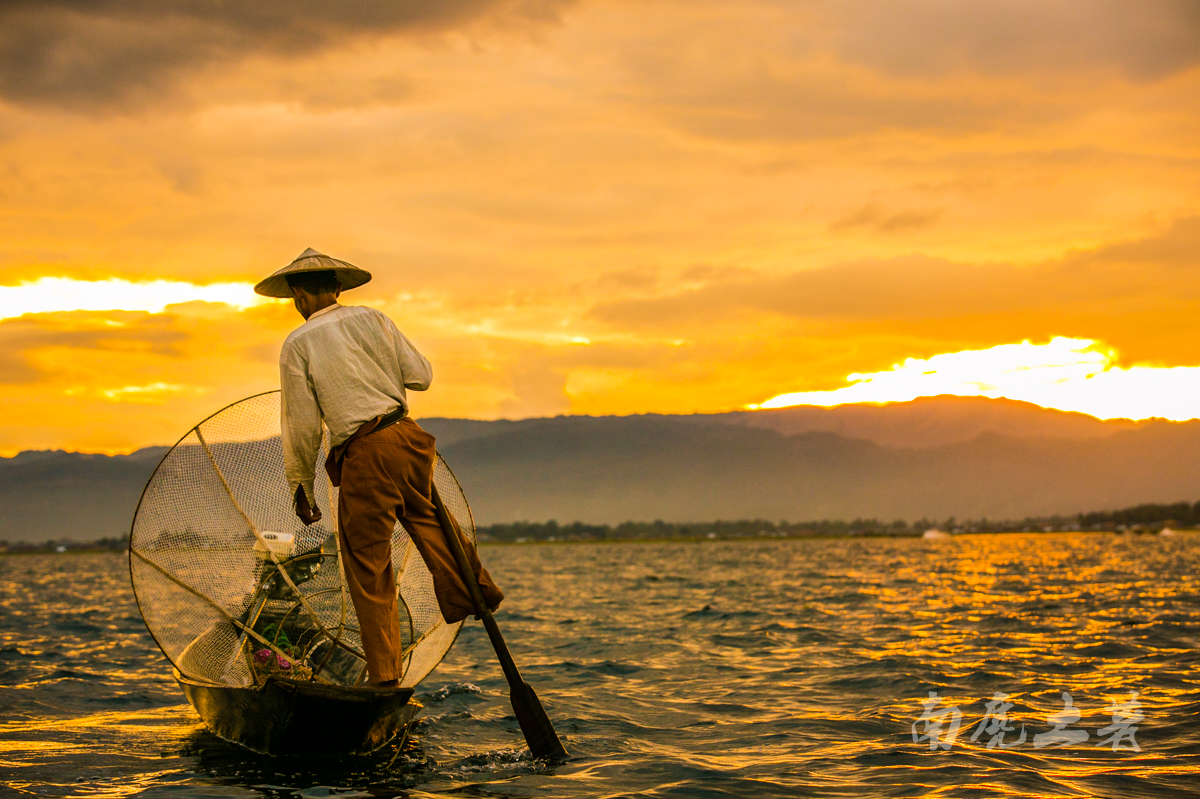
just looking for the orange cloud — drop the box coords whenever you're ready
[0,0,576,112]
[0,0,1197,453]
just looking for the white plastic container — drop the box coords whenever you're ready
[254,531,295,560]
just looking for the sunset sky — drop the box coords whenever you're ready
[2,0,1199,455]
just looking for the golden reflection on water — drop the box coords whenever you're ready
[0,706,201,796]
[5,536,1200,797]
[838,533,1200,795]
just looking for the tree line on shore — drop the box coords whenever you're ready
[1076,500,1200,529]
[473,505,1186,543]
[1,536,130,554]
[5,498,1197,552]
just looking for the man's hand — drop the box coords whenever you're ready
[294,484,322,525]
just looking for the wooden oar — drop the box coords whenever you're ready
[430,483,569,760]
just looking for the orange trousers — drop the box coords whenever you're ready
[335,417,504,683]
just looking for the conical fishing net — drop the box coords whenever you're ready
[129,391,471,689]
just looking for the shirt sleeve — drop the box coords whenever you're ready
[389,320,433,392]
[280,341,322,507]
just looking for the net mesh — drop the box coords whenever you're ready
[129,391,472,689]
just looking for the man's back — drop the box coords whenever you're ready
[280,303,432,504]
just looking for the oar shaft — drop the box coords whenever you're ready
[430,485,522,685]
[430,482,568,759]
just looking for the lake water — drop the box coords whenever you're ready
[3,534,1200,798]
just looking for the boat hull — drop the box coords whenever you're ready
[176,670,421,756]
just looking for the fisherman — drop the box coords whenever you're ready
[255,248,504,687]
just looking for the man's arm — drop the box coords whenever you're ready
[390,323,432,391]
[280,343,323,519]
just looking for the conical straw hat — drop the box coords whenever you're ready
[254,248,372,298]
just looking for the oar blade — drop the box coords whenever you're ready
[510,680,568,760]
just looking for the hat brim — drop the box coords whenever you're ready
[254,253,372,298]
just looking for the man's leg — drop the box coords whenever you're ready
[399,510,505,623]
[386,419,505,624]
[337,439,405,684]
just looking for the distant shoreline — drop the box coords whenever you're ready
[480,528,1193,545]
[3,526,1190,556]
[8,398,1200,544]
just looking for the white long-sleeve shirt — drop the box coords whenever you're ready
[280,303,432,504]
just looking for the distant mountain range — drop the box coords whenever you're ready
[3,395,1197,543]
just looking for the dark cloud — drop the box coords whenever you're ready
[828,0,1200,81]
[0,0,573,111]
[590,217,1200,327]
[0,313,187,383]
[620,0,1200,143]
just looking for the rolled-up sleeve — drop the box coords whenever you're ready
[393,327,432,392]
[280,342,322,506]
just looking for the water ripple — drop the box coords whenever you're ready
[3,536,1200,796]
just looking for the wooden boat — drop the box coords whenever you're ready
[155,549,429,757]
[128,393,479,758]
[176,669,422,756]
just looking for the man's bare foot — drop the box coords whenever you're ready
[371,679,399,688]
